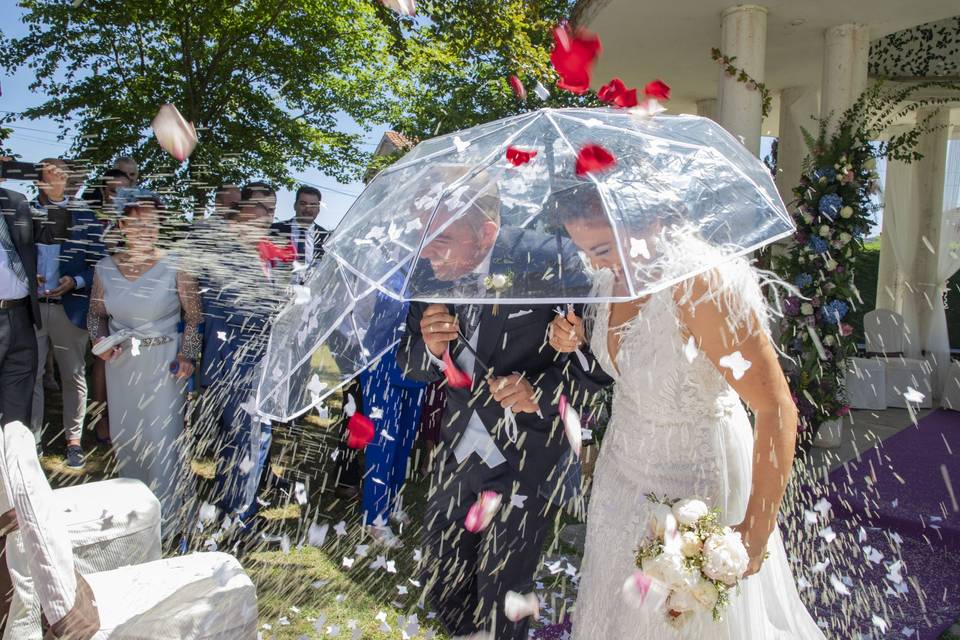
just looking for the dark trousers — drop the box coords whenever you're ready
[0,305,37,426]
[421,449,557,640]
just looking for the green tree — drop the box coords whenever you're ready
[377,0,599,142]
[0,0,398,209]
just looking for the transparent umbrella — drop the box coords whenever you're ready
[323,107,794,304]
[257,107,795,419]
[254,257,409,421]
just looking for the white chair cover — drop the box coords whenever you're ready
[1,422,258,640]
[862,310,934,409]
[86,553,257,640]
[941,361,960,411]
[844,358,887,410]
[864,309,908,354]
[1,422,77,626]
[3,479,162,640]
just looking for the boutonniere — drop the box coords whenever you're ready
[484,271,514,315]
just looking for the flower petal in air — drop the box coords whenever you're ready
[598,77,638,108]
[464,490,502,532]
[718,351,752,380]
[380,0,416,16]
[559,394,582,458]
[644,79,671,100]
[508,75,527,101]
[575,144,616,177]
[504,591,540,622]
[442,348,473,389]
[346,412,375,449]
[506,146,538,167]
[151,103,197,162]
[550,25,602,94]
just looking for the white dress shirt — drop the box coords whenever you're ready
[427,249,506,469]
[0,217,29,300]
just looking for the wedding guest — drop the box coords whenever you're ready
[0,183,40,428]
[113,156,139,185]
[30,158,105,467]
[88,189,200,539]
[214,184,241,216]
[85,169,133,446]
[270,185,330,268]
[194,197,285,534]
[358,344,426,547]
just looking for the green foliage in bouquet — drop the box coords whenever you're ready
[773,80,960,436]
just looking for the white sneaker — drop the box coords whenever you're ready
[368,524,403,549]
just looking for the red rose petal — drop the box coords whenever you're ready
[442,348,473,389]
[598,77,639,108]
[509,75,527,101]
[346,412,375,449]
[257,240,297,265]
[643,79,671,101]
[575,144,616,177]
[505,146,538,167]
[550,25,602,95]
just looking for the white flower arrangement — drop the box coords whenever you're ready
[633,494,749,626]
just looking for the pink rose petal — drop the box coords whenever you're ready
[151,103,197,162]
[464,490,502,533]
[560,394,582,458]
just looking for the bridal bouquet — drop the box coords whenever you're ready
[626,494,749,626]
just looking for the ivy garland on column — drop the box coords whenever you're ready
[773,80,959,437]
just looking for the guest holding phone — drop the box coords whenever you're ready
[88,188,201,541]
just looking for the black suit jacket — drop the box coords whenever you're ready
[269,220,330,263]
[0,187,40,327]
[397,228,612,503]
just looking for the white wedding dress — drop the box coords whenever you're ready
[572,244,824,639]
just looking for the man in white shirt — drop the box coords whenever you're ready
[269,186,330,275]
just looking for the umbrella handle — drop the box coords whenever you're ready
[457,331,491,373]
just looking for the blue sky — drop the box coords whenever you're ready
[1,4,385,228]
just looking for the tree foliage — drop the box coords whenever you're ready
[1,0,398,208]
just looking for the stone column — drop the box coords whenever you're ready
[820,24,870,135]
[717,5,767,156]
[774,86,821,203]
[696,98,718,122]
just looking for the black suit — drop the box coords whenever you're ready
[0,187,40,425]
[269,219,330,264]
[397,228,612,639]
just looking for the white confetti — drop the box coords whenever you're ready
[308,522,329,547]
[718,351,751,380]
[818,526,836,544]
[510,494,527,509]
[872,615,889,633]
[683,335,698,363]
[130,337,141,356]
[334,521,348,537]
[629,237,650,260]
[453,136,470,153]
[294,482,307,505]
[903,387,925,404]
[341,557,355,569]
[829,574,850,596]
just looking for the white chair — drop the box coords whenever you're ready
[1,422,258,640]
[942,360,960,411]
[844,357,887,410]
[863,309,933,409]
[3,478,162,640]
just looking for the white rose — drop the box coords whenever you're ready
[691,577,720,609]
[819,225,832,238]
[646,549,694,588]
[800,303,814,316]
[840,206,854,219]
[680,531,703,558]
[666,587,699,613]
[491,273,508,289]
[838,232,852,245]
[646,503,674,539]
[702,531,749,586]
[672,499,709,526]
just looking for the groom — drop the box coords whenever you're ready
[397,170,610,639]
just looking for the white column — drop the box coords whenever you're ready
[696,98,718,122]
[717,5,767,155]
[910,107,951,364]
[774,86,820,203]
[820,24,870,135]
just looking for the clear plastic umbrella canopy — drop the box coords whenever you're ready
[257,107,795,419]
[255,257,409,421]
[323,107,794,304]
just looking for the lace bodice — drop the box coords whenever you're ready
[586,240,775,521]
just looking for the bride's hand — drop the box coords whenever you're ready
[548,308,585,353]
[733,522,769,577]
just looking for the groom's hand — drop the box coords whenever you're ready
[420,303,459,358]
[487,374,539,414]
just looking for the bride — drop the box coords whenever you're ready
[548,187,824,639]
